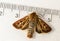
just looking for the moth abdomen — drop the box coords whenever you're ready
[27,28,34,38]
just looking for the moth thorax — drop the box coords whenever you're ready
[29,21,37,28]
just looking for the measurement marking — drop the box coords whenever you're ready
[48,14,52,22]
[0,11,2,16]
[0,2,60,15]
[0,2,60,22]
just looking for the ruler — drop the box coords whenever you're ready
[0,2,60,22]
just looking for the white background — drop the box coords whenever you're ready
[0,0,60,41]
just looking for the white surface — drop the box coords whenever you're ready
[0,0,60,41]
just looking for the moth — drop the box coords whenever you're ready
[13,12,52,38]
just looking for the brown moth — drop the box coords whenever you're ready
[13,12,52,38]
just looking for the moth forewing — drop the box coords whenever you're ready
[38,18,52,33]
[13,16,28,29]
[21,19,29,30]
[36,20,43,33]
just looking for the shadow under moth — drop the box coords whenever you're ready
[13,12,52,38]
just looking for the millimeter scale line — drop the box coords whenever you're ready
[0,2,60,22]
[0,2,60,15]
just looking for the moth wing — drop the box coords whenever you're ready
[38,18,52,33]
[36,17,52,33]
[13,16,29,29]
[36,18,43,33]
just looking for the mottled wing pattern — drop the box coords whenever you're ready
[13,16,29,30]
[36,17,52,33]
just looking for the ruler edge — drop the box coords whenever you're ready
[0,2,60,15]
